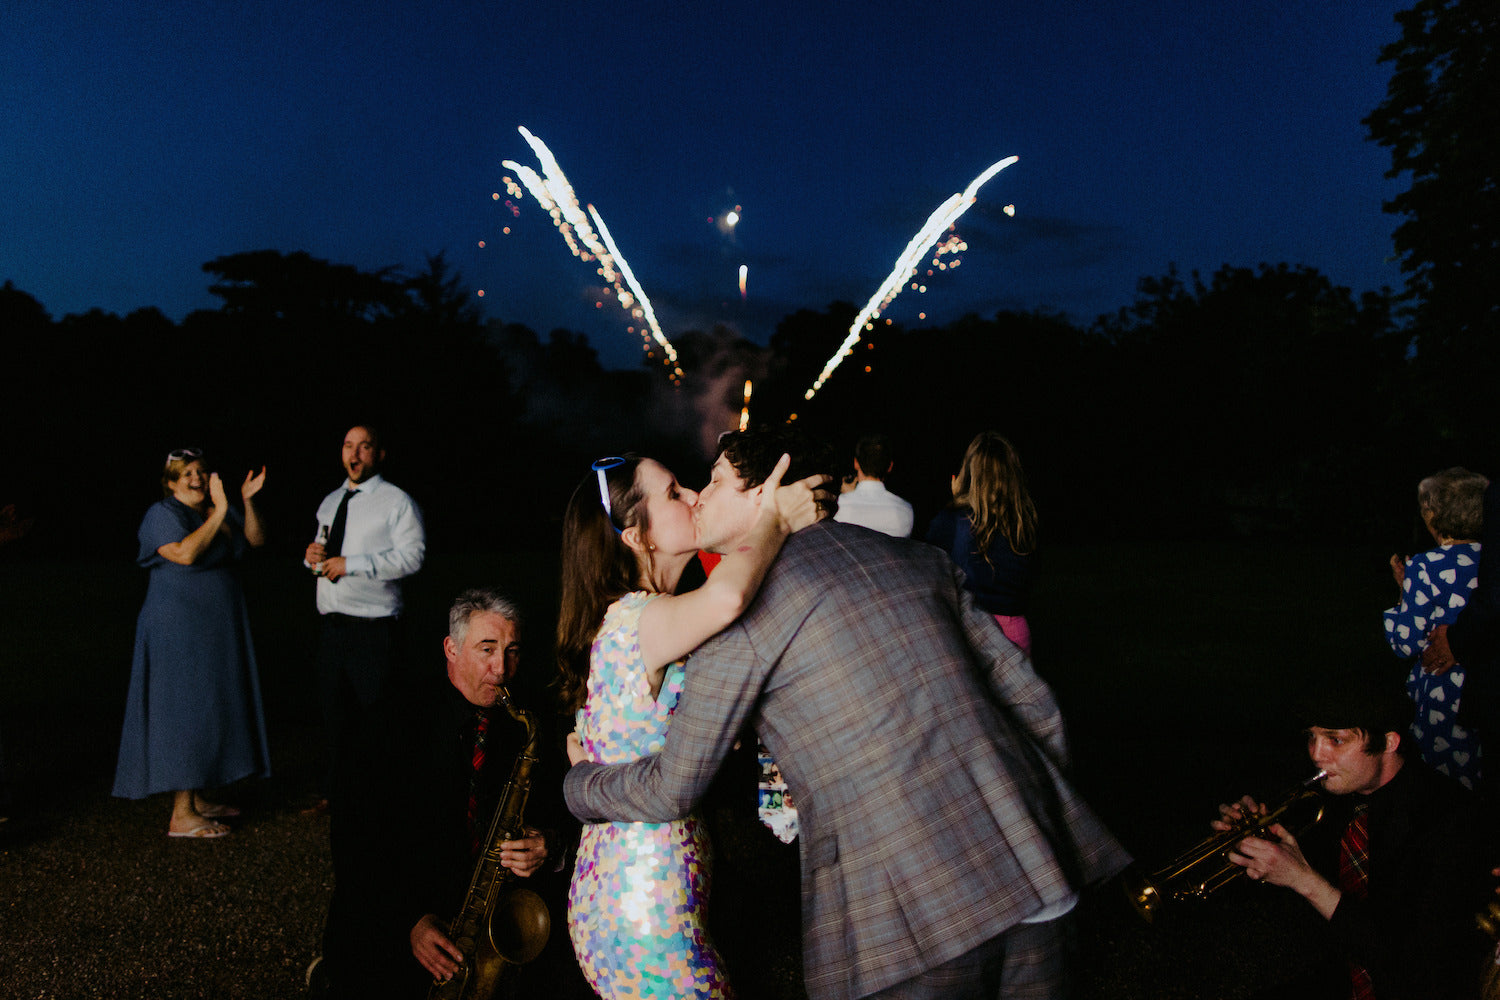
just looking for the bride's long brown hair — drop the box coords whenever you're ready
[555,457,652,713]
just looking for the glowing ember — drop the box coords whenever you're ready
[714,204,743,235]
[802,156,1019,402]
[739,379,753,431]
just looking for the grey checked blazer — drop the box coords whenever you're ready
[565,521,1130,1000]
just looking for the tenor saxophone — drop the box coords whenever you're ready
[429,685,551,1000]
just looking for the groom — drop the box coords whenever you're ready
[564,428,1129,1000]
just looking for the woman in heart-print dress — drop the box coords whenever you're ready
[1384,466,1487,789]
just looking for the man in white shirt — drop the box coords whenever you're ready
[832,433,914,537]
[304,424,426,810]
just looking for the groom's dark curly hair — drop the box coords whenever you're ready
[714,427,837,489]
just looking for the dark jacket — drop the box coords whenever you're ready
[1314,761,1490,1000]
[325,671,581,1000]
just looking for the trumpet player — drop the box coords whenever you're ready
[1215,674,1489,999]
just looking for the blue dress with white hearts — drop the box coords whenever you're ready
[1383,542,1482,788]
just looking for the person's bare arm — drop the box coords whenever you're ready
[1228,823,1342,919]
[637,455,824,690]
[156,474,230,565]
[241,468,267,547]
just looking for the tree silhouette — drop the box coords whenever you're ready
[203,250,407,322]
[1364,0,1499,444]
[1098,263,1405,534]
[0,247,1420,553]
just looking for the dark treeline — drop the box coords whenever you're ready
[2,247,1494,563]
[3,1,1495,562]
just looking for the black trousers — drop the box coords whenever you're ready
[316,613,403,801]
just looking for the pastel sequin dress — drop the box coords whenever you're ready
[568,592,733,999]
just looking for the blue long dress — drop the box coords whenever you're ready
[112,498,271,798]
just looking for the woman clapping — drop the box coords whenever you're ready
[112,449,272,838]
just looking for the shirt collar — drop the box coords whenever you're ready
[342,473,385,493]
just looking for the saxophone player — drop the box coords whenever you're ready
[313,589,587,1000]
[1212,672,1489,999]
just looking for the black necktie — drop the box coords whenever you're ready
[327,489,356,557]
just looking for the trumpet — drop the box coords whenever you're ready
[1123,770,1328,923]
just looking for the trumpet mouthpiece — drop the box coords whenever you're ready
[1305,770,1329,786]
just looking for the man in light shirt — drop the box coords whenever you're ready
[832,433,914,537]
[304,424,426,811]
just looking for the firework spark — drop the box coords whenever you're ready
[739,264,748,299]
[802,156,1019,402]
[500,126,681,383]
[739,379,753,431]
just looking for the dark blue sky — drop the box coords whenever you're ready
[4,1,1407,369]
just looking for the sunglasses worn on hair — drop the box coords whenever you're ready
[167,447,203,463]
[591,457,626,535]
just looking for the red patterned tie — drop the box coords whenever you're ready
[1337,803,1374,1000]
[467,711,489,857]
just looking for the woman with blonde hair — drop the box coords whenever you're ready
[112,448,271,838]
[925,431,1039,654]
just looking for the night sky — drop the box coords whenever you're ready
[4,1,1407,369]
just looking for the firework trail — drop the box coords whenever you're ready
[501,126,682,383]
[587,205,679,375]
[803,156,1019,402]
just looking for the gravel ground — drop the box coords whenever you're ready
[0,715,1321,1000]
[1,723,332,1000]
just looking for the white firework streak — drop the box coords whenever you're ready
[588,205,679,371]
[804,155,1019,402]
[501,162,583,258]
[501,126,679,380]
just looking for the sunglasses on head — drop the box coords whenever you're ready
[167,447,203,463]
[591,457,626,535]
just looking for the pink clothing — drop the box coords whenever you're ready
[994,614,1031,656]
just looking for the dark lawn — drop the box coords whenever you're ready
[0,540,1398,999]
